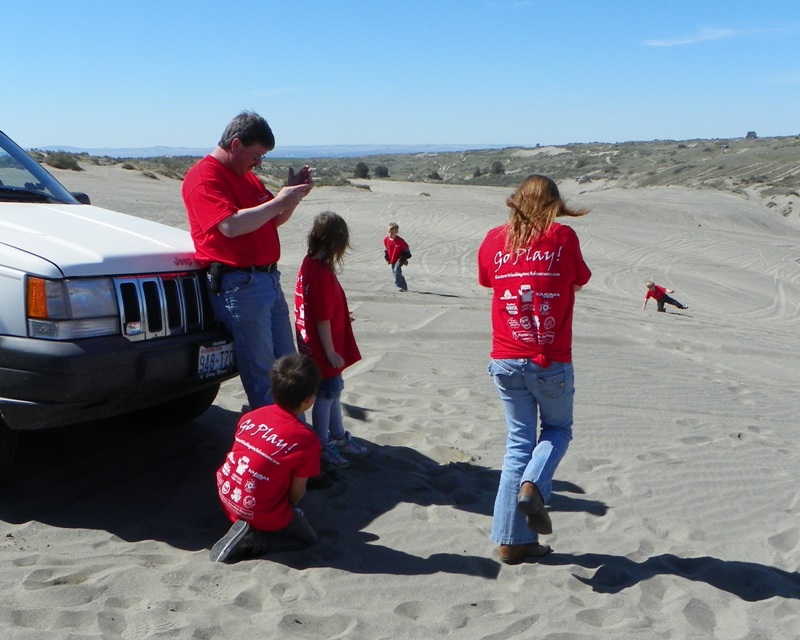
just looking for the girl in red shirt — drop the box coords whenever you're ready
[295,212,369,469]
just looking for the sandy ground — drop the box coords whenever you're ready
[1,163,799,639]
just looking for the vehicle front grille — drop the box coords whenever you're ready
[114,272,213,341]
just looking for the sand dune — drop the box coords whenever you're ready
[1,165,799,639]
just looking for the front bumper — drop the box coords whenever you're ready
[0,330,236,430]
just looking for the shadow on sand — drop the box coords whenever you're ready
[0,402,608,579]
[8,402,789,598]
[539,551,800,602]
[0,404,493,578]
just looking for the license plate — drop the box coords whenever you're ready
[198,340,235,380]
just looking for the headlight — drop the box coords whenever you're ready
[27,276,120,339]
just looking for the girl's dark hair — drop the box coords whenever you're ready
[307,211,350,271]
[505,174,589,251]
[270,354,321,411]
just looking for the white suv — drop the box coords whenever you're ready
[0,129,236,477]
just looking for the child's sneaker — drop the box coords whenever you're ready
[322,440,350,469]
[210,519,253,563]
[336,431,369,457]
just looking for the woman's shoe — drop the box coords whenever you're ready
[517,482,553,535]
[498,542,551,565]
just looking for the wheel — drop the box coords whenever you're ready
[0,419,19,481]
[123,383,221,427]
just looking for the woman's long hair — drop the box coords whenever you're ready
[505,175,589,251]
[307,211,350,271]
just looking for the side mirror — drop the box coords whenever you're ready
[70,191,91,205]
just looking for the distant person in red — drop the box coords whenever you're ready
[642,280,688,312]
[210,354,322,563]
[383,222,411,292]
[295,211,368,470]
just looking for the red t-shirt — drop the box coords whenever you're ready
[477,222,591,363]
[384,235,409,265]
[645,285,667,300]
[294,256,361,379]
[216,405,320,531]
[182,155,280,267]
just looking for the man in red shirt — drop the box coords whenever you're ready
[183,111,313,409]
[211,353,322,563]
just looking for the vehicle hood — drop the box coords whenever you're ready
[0,202,199,277]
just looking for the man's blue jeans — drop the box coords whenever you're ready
[208,269,295,409]
[488,358,575,545]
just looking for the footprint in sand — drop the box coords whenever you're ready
[767,527,800,553]
[278,612,354,637]
[683,597,716,635]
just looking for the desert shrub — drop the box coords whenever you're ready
[121,163,136,170]
[354,162,369,179]
[374,165,390,178]
[490,160,505,175]
[428,170,442,180]
[45,151,82,171]
[473,167,481,177]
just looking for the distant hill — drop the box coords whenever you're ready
[36,135,800,222]
[40,143,496,159]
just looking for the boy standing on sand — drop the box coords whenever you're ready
[383,222,411,292]
[210,354,322,563]
[642,280,689,312]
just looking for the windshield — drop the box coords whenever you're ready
[0,130,80,204]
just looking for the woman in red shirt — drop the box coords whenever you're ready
[478,175,591,564]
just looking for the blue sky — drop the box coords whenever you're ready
[3,0,799,151]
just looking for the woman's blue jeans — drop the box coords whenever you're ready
[488,358,575,545]
[312,375,345,445]
[208,269,295,409]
